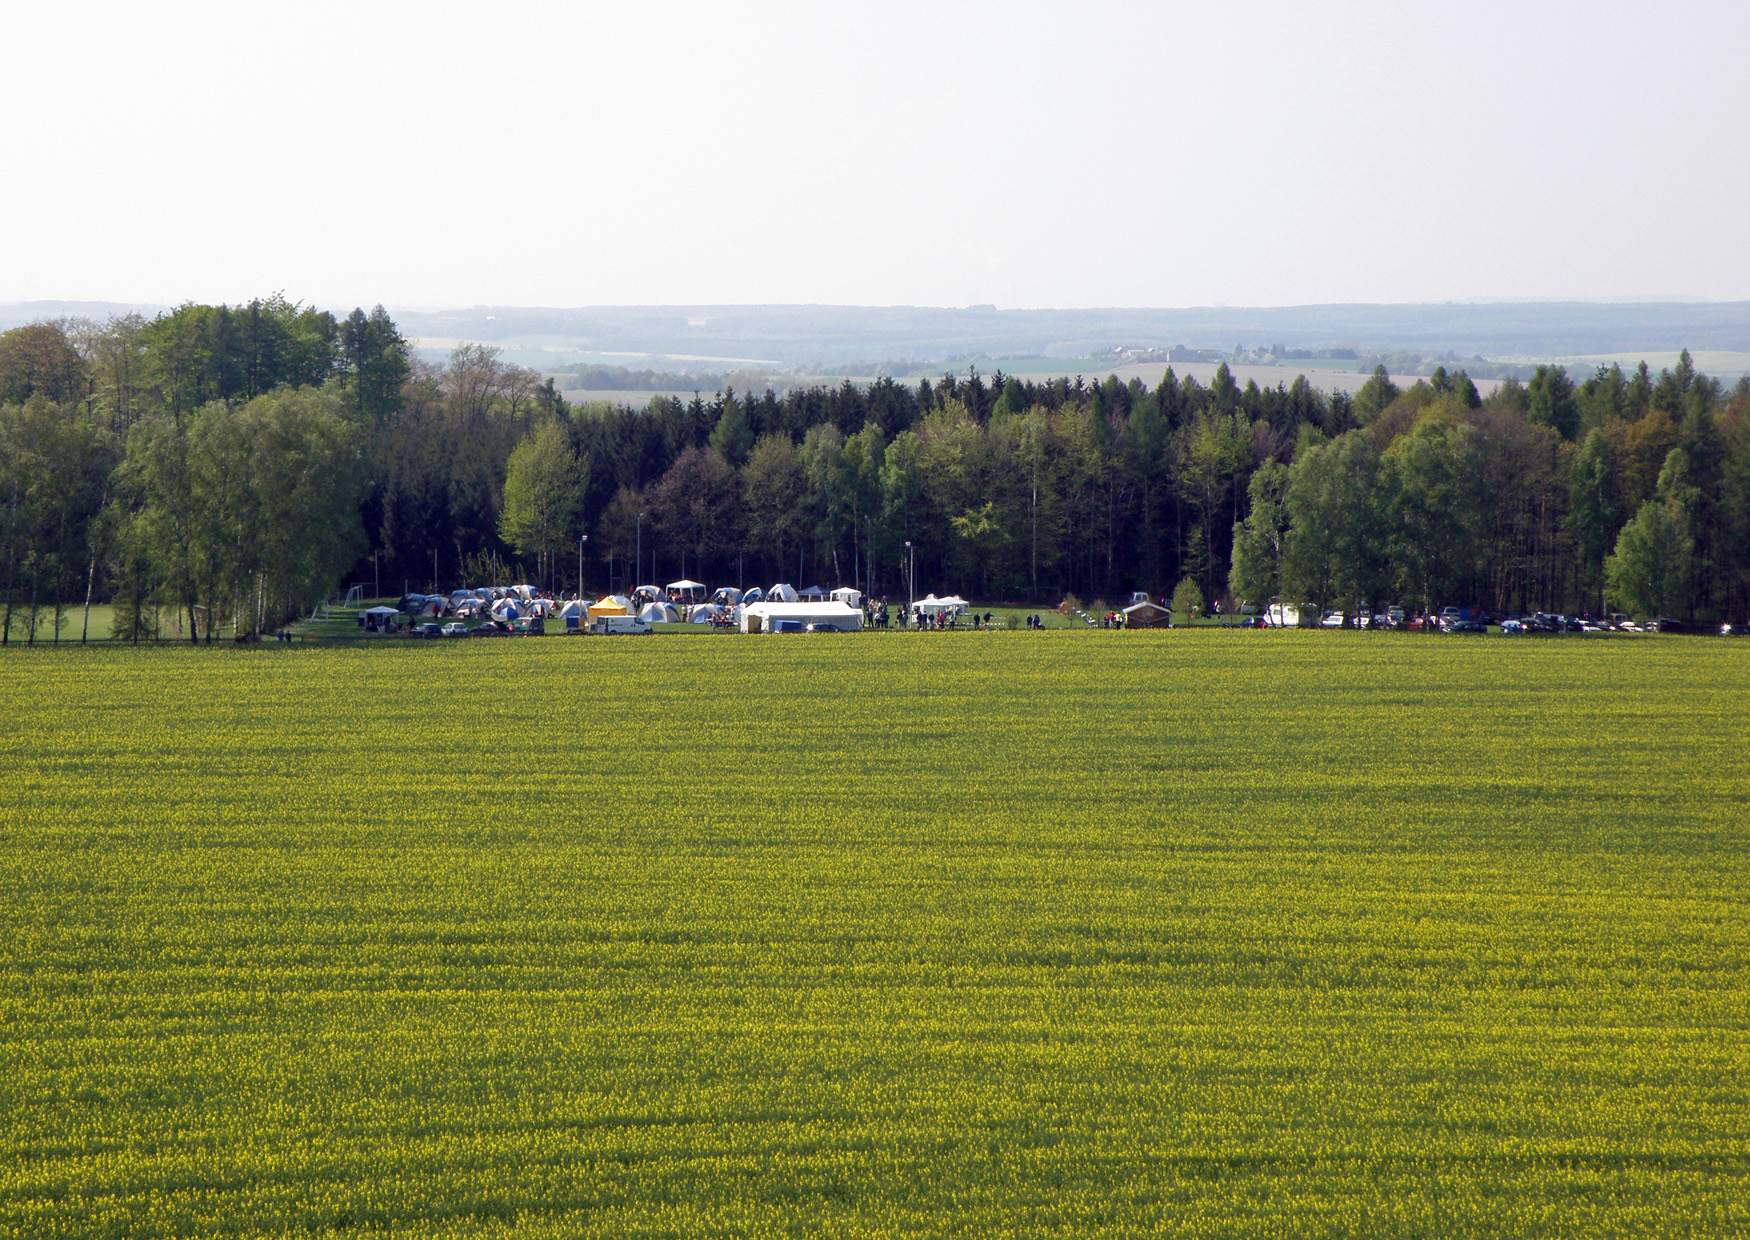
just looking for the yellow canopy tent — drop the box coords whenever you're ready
[587,598,629,617]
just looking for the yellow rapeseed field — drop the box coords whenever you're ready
[2,631,1747,1236]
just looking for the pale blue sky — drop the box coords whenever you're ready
[4,0,1747,308]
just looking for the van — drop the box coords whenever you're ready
[590,615,652,636]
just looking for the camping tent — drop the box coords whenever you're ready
[830,586,863,608]
[588,595,631,617]
[711,587,742,607]
[740,601,863,633]
[665,579,707,602]
[767,583,799,603]
[639,601,680,623]
[1122,600,1171,628]
[739,586,764,605]
[799,585,828,600]
[689,603,726,624]
[490,599,521,620]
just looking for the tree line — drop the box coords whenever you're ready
[4,296,1748,642]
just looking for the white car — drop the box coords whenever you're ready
[1320,611,1346,628]
[441,622,468,638]
[591,615,652,636]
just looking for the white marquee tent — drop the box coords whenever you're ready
[741,601,862,633]
[913,594,969,616]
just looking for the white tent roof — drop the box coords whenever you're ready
[745,601,860,616]
[741,600,863,632]
[665,579,706,591]
[364,606,399,616]
[914,594,968,613]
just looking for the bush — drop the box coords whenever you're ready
[1171,576,1205,620]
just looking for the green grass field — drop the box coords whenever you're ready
[2,604,115,643]
[3,633,1748,1236]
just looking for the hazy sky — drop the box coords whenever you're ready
[4,1,1747,309]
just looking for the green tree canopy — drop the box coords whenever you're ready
[499,420,584,585]
[1606,498,1694,619]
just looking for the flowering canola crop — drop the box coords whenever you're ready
[2,632,1748,1236]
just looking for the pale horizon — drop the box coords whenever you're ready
[5,0,1748,310]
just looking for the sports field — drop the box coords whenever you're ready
[3,633,1748,1235]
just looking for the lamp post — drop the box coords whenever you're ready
[636,511,643,589]
[577,533,587,598]
[905,540,914,610]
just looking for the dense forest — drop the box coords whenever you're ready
[3,298,1749,642]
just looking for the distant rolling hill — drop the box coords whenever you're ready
[6,299,1749,374]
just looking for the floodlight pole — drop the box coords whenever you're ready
[636,512,643,588]
[578,533,587,597]
[905,540,914,610]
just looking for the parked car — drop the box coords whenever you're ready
[441,622,468,637]
[1649,617,1693,633]
[1320,610,1346,628]
[1448,619,1486,634]
[591,615,652,636]
[1722,622,1748,636]
[1499,619,1525,635]
[414,622,442,639]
